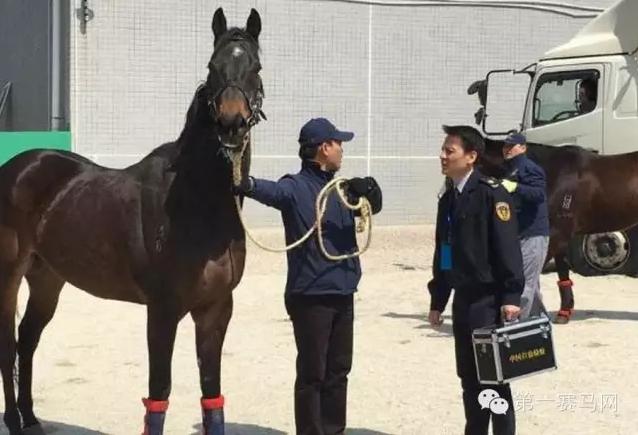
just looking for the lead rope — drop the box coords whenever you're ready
[231,139,372,260]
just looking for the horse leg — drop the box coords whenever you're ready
[142,303,179,435]
[190,294,233,435]
[16,260,64,433]
[554,254,575,324]
[0,258,29,435]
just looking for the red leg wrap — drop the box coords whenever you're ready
[557,279,574,288]
[142,398,169,412]
[201,395,225,410]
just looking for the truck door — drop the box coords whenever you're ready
[523,65,604,152]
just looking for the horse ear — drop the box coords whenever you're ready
[246,9,261,41]
[212,7,227,42]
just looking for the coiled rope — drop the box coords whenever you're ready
[231,136,372,260]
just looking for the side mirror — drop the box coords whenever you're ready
[473,107,485,126]
[481,69,531,136]
[467,79,488,107]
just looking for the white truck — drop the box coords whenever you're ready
[470,0,638,276]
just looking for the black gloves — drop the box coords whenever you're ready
[345,177,371,197]
[232,176,254,196]
[344,176,383,214]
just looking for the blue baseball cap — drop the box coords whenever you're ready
[298,118,354,147]
[504,132,527,145]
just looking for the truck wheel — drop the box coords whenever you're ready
[620,226,638,276]
[568,230,633,276]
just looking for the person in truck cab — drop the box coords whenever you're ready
[577,78,598,114]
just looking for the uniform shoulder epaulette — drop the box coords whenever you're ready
[479,176,501,188]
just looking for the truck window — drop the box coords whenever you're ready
[532,70,599,127]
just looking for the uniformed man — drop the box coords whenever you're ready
[235,117,382,435]
[501,132,550,319]
[428,125,524,435]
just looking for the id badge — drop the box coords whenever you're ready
[440,243,452,270]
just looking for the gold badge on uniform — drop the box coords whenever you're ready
[495,202,511,221]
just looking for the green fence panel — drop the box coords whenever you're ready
[0,131,72,165]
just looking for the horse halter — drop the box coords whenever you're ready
[206,57,266,150]
[207,82,266,130]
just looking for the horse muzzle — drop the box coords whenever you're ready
[218,130,250,168]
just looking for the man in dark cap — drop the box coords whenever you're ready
[501,132,550,320]
[235,117,382,435]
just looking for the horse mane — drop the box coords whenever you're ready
[525,142,599,167]
[181,83,209,134]
[168,84,219,172]
[486,137,598,159]
[481,137,596,177]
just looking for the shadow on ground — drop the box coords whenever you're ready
[190,423,394,434]
[0,416,103,435]
[551,309,638,322]
[383,312,453,336]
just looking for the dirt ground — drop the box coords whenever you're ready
[1,225,637,434]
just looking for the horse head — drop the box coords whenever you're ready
[207,8,264,155]
[174,8,264,190]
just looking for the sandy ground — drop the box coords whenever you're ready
[1,225,637,435]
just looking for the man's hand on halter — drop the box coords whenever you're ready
[232,176,254,196]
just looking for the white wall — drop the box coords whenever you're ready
[70,0,616,225]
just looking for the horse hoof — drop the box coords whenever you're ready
[553,310,572,324]
[22,424,46,435]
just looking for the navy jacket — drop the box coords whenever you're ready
[505,154,550,238]
[247,161,361,297]
[428,170,524,312]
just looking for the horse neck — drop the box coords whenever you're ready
[167,122,234,219]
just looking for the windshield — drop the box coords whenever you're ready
[531,70,599,127]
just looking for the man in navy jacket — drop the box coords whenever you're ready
[236,117,382,435]
[501,132,550,319]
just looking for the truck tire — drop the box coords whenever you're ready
[568,227,638,276]
[621,225,638,276]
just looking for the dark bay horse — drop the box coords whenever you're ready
[481,138,638,324]
[0,8,264,435]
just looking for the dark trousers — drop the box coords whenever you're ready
[453,293,516,435]
[285,294,354,435]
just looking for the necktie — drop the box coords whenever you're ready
[450,188,459,218]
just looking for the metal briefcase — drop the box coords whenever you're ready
[472,315,557,384]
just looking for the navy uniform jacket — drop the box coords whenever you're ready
[428,170,524,312]
[247,161,361,297]
[505,154,550,238]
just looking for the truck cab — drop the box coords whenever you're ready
[523,0,638,155]
[470,0,638,276]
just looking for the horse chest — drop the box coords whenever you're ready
[191,240,246,303]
